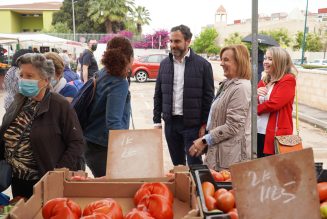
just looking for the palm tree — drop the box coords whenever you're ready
[132,6,151,35]
[87,0,135,33]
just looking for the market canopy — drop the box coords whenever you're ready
[0,33,82,46]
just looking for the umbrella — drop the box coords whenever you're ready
[242,34,280,46]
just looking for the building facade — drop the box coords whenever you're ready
[0,2,61,33]
[208,5,327,47]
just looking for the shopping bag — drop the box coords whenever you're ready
[274,135,303,154]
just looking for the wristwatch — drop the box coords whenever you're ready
[201,136,207,145]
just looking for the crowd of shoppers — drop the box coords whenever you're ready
[0,24,298,200]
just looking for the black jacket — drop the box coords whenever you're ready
[0,91,85,177]
[153,49,214,128]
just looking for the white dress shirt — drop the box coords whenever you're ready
[172,49,190,116]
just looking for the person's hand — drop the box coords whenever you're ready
[189,138,207,157]
[198,124,206,137]
[257,87,268,96]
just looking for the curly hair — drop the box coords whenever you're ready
[102,36,134,77]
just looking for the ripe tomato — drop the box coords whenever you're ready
[125,208,155,219]
[202,182,215,197]
[214,188,228,200]
[80,213,111,219]
[42,198,81,219]
[216,191,235,213]
[210,170,225,182]
[138,194,173,219]
[318,182,327,202]
[134,183,174,206]
[228,211,239,219]
[82,198,123,219]
[70,175,87,181]
[220,170,231,181]
[204,195,217,211]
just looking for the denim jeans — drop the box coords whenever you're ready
[164,116,203,166]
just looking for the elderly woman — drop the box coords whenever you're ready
[83,36,133,177]
[44,52,78,102]
[257,47,297,157]
[189,44,252,170]
[0,53,85,198]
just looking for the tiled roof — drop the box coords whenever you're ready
[0,2,62,10]
[318,8,327,14]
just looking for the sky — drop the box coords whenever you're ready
[0,0,326,35]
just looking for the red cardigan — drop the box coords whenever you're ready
[257,74,296,154]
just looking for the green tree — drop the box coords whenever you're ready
[192,28,219,54]
[260,28,291,48]
[52,0,105,33]
[293,31,324,52]
[87,0,134,33]
[132,6,151,35]
[46,22,71,33]
[224,32,244,46]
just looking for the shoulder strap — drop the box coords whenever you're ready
[295,85,299,135]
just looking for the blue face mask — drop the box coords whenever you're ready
[50,79,57,87]
[18,78,41,97]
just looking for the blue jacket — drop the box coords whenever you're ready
[63,66,80,82]
[83,68,131,147]
[153,49,214,128]
[59,84,78,98]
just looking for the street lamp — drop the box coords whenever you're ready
[301,0,309,64]
[72,0,77,41]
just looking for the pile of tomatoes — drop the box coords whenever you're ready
[210,169,231,182]
[42,182,174,219]
[201,181,238,219]
[318,182,327,219]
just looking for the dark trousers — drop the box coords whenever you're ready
[11,177,39,199]
[257,133,272,158]
[85,141,108,177]
[164,116,203,166]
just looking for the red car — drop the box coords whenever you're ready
[131,54,168,82]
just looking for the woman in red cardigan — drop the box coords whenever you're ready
[257,47,297,157]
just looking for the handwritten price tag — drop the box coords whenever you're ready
[230,148,320,219]
[106,129,164,179]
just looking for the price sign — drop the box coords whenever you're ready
[106,129,164,179]
[230,148,320,219]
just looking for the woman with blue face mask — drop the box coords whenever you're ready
[44,52,78,103]
[0,53,85,199]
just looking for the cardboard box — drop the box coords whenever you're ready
[9,169,202,219]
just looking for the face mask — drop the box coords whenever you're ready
[18,78,41,97]
[91,44,97,51]
[50,79,58,87]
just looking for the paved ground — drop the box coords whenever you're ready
[1,60,327,198]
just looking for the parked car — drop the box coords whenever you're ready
[307,59,327,66]
[131,54,168,82]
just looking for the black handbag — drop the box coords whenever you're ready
[0,160,12,192]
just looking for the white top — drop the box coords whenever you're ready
[172,49,190,116]
[257,84,274,134]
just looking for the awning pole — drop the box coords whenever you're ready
[251,0,258,160]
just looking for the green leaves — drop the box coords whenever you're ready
[192,28,220,54]
[51,0,150,34]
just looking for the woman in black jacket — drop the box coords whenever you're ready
[0,53,85,198]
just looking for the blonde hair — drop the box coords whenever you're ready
[262,47,297,84]
[220,44,251,80]
[44,52,64,78]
